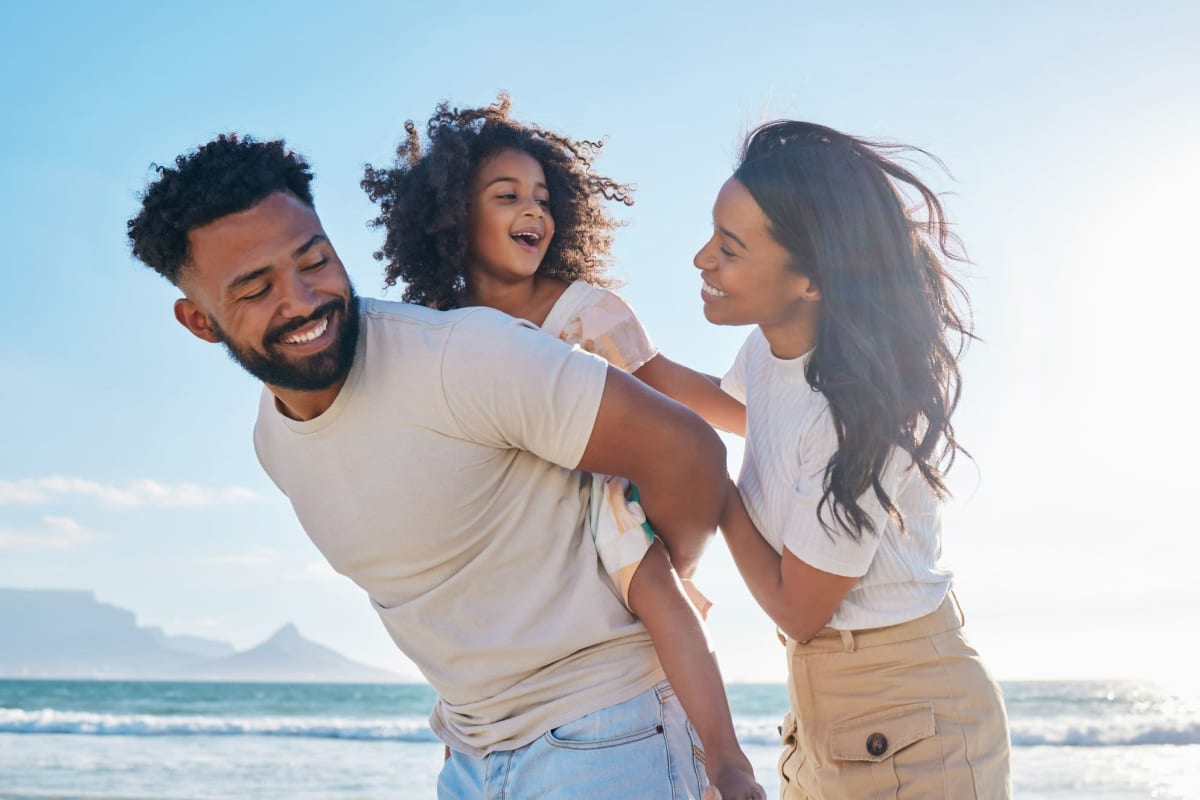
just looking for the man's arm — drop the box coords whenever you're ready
[576,365,727,577]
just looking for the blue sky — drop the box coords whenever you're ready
[2,1,1198,682]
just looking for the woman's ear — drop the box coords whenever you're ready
[799,275,821,302]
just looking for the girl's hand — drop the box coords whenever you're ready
[705,753,766,800]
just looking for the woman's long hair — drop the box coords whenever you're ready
[735,121,974,539]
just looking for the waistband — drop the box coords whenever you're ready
[784,593,964,654]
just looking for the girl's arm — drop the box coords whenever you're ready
[628,540,764,800]
[634,354,746,436]
[719,480,858,643]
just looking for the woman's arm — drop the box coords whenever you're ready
[719,480,857,643]
[634,354,746,436]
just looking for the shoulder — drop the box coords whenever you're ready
[361,297,484,330]
[361,297,532,343]
[543,281,635,332]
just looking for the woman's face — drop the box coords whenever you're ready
[693,178,819,355]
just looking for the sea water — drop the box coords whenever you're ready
[2,679,1197,798]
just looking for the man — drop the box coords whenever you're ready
[128,134,728,797]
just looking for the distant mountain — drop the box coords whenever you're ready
[175,623,398,683]
[0,588,402,682]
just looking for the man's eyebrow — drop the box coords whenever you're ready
[293,234,327,258]
[717,226,748,250]
[224,235,328,296]
[226,266,272,295]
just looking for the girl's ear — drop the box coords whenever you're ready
[799,275,821,302]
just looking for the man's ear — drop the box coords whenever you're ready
[174,298,221,344]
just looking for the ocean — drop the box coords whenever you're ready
[1,679,1197,799]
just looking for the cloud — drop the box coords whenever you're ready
[285,560,340,583]
[203,548,280,566]
[0,516,100,550]
[0,476,257,509]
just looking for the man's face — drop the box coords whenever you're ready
[174,191,358,393]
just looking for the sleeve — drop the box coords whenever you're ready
[719,331,755,404]
[559,289,657,373]
[780,406,909,578]
[439,308,609,469]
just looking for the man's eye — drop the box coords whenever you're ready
[302,258,328,271]
[242,285,270,301]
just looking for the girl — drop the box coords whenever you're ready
[698,121,1011,799]
[363,95,760,800]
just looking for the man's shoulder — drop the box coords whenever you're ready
[361,297,530,338]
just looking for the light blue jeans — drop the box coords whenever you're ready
[438,680,708,799]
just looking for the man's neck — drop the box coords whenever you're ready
[270,379,346,422]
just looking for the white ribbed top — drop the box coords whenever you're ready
[723,329,952,630]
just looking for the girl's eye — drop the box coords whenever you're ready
[497,193,517,200]
[536,199,551,208]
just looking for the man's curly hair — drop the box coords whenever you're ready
[127,134,315,285]
[362,93,634,309]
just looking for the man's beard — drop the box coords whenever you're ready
[211,286,360,392]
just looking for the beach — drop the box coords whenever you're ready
[2,679,1198,798]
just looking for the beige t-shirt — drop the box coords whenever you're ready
[253,299,663,756]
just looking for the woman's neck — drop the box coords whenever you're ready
[759,305,819,360]
[460,273,570,327]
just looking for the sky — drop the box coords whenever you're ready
[2,1,1198,684]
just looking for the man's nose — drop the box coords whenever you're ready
[278,269,322,316]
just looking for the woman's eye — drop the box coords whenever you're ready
[497,193,517,200]
[720,247,736,258]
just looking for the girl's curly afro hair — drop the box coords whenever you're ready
[362,93,634,309]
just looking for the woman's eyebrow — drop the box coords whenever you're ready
[717,225,748,250]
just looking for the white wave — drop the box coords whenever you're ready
[736,713,1200,748]
[0,708,440,742]
[6,707,1199,748]
[1010,716,1200,747]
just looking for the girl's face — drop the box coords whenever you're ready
[465,148,555,286]
[693,178,819,356]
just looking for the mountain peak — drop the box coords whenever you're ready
[268,623,303,643]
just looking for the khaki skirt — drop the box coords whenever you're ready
[778,596,1011,799]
